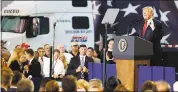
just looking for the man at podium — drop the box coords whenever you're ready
[130,6,163,66]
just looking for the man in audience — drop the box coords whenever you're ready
[88,78,103,91]
[70,42,79,57]
[155,80,171,92]
[37,47,50,77]
[57,44,73,64]
[141,80,157,92]
[39,78,51,91]
[67,44,93,80]
[45,80,60,92]
[1,67,14,92]
[24,48,41,91]
[62,75,77,92]
[16,79,34,92]
[8,71,23,92]
[44,44,50,58]
[24,48,41,78]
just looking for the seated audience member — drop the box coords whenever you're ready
[16,79,34,92]
[44,44,50,58]
[1,67,14,92]
[77,79,89,91]
[141,80,157,92]
[67,44,93,81]
[92,49,101,63]
[45,80,60,92]
[155,80,171,92]
[8,71,23,92]
[173,81,178,91]
[104,76,121,92]
[52,49,65,79]
[62,75,77,92]
[39,78,51,91]
[57,44,73,64]
[113,84,129,91]
[70,42,79,57]
[88,78,103,91]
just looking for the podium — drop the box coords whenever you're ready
[113,36,153,91]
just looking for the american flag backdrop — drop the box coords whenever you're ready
[93,0,178,51]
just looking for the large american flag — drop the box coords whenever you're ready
[93,0,178,51]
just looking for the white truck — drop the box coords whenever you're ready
[1,1,95,52]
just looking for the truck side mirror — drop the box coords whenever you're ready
[26,18,40,38]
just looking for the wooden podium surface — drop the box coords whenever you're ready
[115,59,150,91]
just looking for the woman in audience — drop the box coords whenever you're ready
[92,49,101,63]
[8,48,27,72]
[77,79,89,92]
[59,53,68,73]
[52,49,65,79]
[106,39,115,64]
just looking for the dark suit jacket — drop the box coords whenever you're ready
[25,58,41,77]
[132,18,163,65]
[1,88,6,92]
[66,56,93,80]
[9,60,28,73]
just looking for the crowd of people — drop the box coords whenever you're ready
[1,40,178,92]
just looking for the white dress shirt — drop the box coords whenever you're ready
[42,57,50,77]
[79,55,86,66]
[53,59,65,76]
[147,17,155,30]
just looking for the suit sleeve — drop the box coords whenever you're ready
[66,58,77,76]
[153,21,163,41]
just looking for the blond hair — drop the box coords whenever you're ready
[77,79,89,91]
[8,48,24,66]
[142,6,154,15]
[59,54,68,69]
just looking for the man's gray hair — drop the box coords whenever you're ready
[17,79,34,92]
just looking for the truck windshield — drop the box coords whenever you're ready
[1,16,28,33]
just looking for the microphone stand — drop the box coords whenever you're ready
[103,22,109,87]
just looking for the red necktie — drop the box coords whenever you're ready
[142,20,147,37]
